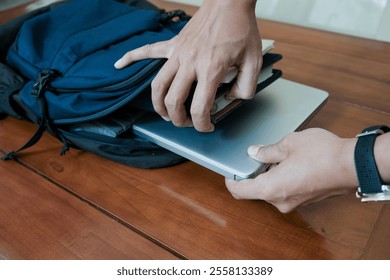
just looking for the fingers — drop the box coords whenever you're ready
[225,141,286,200]
[115,42,261,132]
[114,40,215,131]
[227,58,262,100]
[225,178,262,200]
[154,60,225,132]
[162,66,196,127]
[225,176,295,214]
[150,59,178,120]
[114,41,171,69]
[225,140,290,208]
[189,75,222,132]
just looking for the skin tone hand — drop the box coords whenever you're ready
[115,0,262,132]
[225,128,361,213]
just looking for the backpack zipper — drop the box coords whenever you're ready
[53,58,165,93]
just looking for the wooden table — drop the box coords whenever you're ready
[0,0,389,260]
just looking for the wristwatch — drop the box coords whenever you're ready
[354,125,390,202]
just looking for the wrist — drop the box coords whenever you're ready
[203,0,257,13]
[340,137,359,189]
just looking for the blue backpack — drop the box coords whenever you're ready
[0,0,189,168]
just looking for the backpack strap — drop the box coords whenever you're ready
[2,69,69,160]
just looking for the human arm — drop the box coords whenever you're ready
[225,128,390,213]
[114,0,262,132]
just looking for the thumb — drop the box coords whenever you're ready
[248,142,287,164]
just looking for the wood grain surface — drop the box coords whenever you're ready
[0,0,389,259]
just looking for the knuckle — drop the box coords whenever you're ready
[227,186,243,200]
[181,49,196,63]
[280,132,298,149]
[190,103,209,119]
[142,44,151,56]
[120,52,133,65]
[231,80,258,100]
[151,78,163,93]
[151,81,166,115]
[276,203,293,214]
[240,89,256,100]
[269,194,294,213]
[257,145,271,159]
[152,103,165,115]
[257,60,263,72]
[164,95,182,110]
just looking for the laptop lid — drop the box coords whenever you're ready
[133,78,328,180]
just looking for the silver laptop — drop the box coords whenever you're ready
[133,78,328,180]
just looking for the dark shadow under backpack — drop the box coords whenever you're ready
[0,0,189,168]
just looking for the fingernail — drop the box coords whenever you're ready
[184,118,194,128]
[114,59,123,69]
[248,146,258,157]
[161,116,171,121]
[248,145,263,157]
[206,124,215,132]
[224,94,236,100]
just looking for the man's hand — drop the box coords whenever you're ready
[225,128,358,213]
[115,0,262,132]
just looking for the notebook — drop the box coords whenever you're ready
[133,78,329,180]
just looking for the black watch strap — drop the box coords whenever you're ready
[354,125,390,201]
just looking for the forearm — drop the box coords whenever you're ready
[190,0,258,28]
[338,137,360,190]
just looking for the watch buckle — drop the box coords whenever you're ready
[356,129,384,138]
[356,185,390,202]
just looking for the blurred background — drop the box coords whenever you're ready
[0,0,30,10]
[166,0,390,42]
[1,0,389,42]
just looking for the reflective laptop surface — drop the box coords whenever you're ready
[133,78,328,180]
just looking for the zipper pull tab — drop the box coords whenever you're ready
[31,69,60,98]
